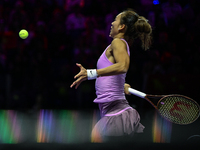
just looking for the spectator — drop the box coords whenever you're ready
[161,0,182,27]
[8,0,28,32]
[65,4,86,41]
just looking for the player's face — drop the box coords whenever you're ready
[109,13,122,38]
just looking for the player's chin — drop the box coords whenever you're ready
[109,33,113,38]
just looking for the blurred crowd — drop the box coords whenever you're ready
[0,0,200,110]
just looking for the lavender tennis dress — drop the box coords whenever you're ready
[91,39,144,142]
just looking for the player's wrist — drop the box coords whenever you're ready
[87,69,98,80]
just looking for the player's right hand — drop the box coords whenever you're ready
[124,83,131,95]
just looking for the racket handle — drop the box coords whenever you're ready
[128,88,146,98]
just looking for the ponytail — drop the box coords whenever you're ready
[120,9,152,50]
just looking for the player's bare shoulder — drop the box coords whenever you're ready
[111,38,127,52]
[111,38,124,46]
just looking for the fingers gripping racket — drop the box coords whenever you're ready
[128,88,200,125]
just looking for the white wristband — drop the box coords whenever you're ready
[87,69,98,80]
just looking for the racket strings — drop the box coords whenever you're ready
[157,96,200,124]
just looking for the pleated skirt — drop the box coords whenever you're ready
[91,99,144,142]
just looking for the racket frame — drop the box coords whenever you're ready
[128,88,200,125]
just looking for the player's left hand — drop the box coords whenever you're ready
[70,63,87,89]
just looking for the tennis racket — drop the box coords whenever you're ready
[128,88,200,125]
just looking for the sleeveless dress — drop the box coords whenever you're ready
[91,39,144,142]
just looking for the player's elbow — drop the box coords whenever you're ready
[122,68,128,73]
[118,64,128,73]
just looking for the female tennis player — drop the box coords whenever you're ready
[70,9,152,142]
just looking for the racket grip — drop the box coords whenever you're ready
[128,88,146,98]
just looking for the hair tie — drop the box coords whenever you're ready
[135,13,139,17]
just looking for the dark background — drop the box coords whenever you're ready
[0,0,200,110]
[0,0,200,148]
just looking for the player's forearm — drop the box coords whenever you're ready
[97,63,128,77]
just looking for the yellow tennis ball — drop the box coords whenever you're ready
[19,29,29,39]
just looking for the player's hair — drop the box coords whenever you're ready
[120,9,152,50]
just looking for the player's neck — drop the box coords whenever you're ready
[113,33,124,39]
